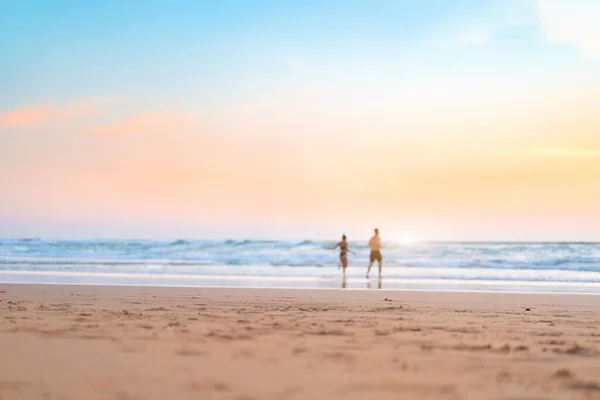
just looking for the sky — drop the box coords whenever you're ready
[1,0,600,241]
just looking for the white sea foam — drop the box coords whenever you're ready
[2,239,600,290]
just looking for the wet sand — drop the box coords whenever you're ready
[1,284,600,399]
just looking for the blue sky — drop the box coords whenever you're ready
[0,0,568,106]
[2,0,596,105]
[1,0,600,240]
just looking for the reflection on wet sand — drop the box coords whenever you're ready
[366,279,383,289]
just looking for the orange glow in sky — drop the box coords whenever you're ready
[2,0,600,240]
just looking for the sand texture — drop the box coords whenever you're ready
[1,284,600,400]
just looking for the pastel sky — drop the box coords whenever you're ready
[1,0,600,240]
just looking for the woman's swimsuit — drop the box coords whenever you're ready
[339,241,348,267]
[339,241,348,255]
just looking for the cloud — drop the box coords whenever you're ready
[282,57,307,74]
[0,105,52,128]
[0,99,101,128]
[87,110,193,137]
[440,1,539,48]
[536,0,600,56]
[292,83,326,98]
[456,29,492,46]
[532,147,600,158]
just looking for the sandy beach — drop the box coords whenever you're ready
[1,284,600,399]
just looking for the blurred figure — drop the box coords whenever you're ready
[330,234,354,277]
[366,228,383,279]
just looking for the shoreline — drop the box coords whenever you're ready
[3,282,600,304]
[6,269,600,285]
[3,274,600,296]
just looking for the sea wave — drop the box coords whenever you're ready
[2,264,600,283]
[2,239,600,284]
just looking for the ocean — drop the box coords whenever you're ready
[2,239,600,293]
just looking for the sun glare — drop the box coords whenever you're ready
[394,233,422,245]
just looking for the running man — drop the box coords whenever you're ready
[366,228,382,279]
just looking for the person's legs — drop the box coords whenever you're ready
[367,251,375,278]
[377,252,383,278]
[341,254,348,277]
